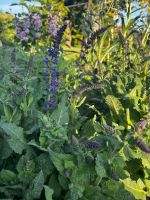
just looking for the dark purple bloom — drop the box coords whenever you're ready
[11,88,27,96]
[50,88,57,94]
[53,22,67,51]
[110,171,120,181]
[87,26,110,45]
[86,141,101,150]
[45,57,49,65]
[43,71,49,76]
[79,26,110,68]
[79,73,83,79]
[137,120,148,132]
[44,22,67,110]
[85,156,95,163]
[136,137,150,153]
[49,96,56,107]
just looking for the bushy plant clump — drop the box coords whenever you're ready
[0,0,150,200]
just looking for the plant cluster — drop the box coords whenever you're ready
[0,0,150,200]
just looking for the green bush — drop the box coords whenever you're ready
[0,1,149,200]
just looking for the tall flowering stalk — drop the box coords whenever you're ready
[49,16,58,38]
[78,26,110,70]
[44,23,67,110]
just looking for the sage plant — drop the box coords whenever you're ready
[44,23,67,110]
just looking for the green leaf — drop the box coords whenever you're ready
[58,175,69,190]
[144,179,150,197]
[115,76,126,95]
[83,185,108,200]
[31,170,44,199]
[0,123,26,154]
[70,165,91,186]
[48,149,74,174]
[0,138,12,159]
[44,185,53,200]
[93,121,102,133]
[50,94,69,126]
[28,139,47,152]
[122,178,147,200]
[69,183,85,200]
[142,158,150,168]
[17,155,36,183]
[102,180,136,200]
[95,153,107,179]
[0,169,17,185]
[48,174,62,198]
[105,95,123,115]
[36,153,54,177]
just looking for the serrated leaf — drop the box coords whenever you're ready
[50,94,69,126]
[93,121,102,133]
[122,178,147,200]
[32,170,44,199]
[69,183,85,200]
[102,180,136,200]
[95,153,107,179]
[0,123,26,154]
[48,149,74,174]
[44,185,53,200]
[115,76,126,95]
[70,165,91,186]
[144,179,150,197]
[105,95,123,115]
[142,158,150,168]
[83,185,106,200]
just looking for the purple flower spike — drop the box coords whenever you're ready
[49,16,58,37]
[44,22,67,111]
[79,73,83,79]
[32,14,42,31]
[43,71,49,76]
[45,57,49,64]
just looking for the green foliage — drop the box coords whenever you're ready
[44,185,54,200]
[0,1,149,199]
[0,123,26,154]
[0,13,15,44]
[105,95,123,115]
